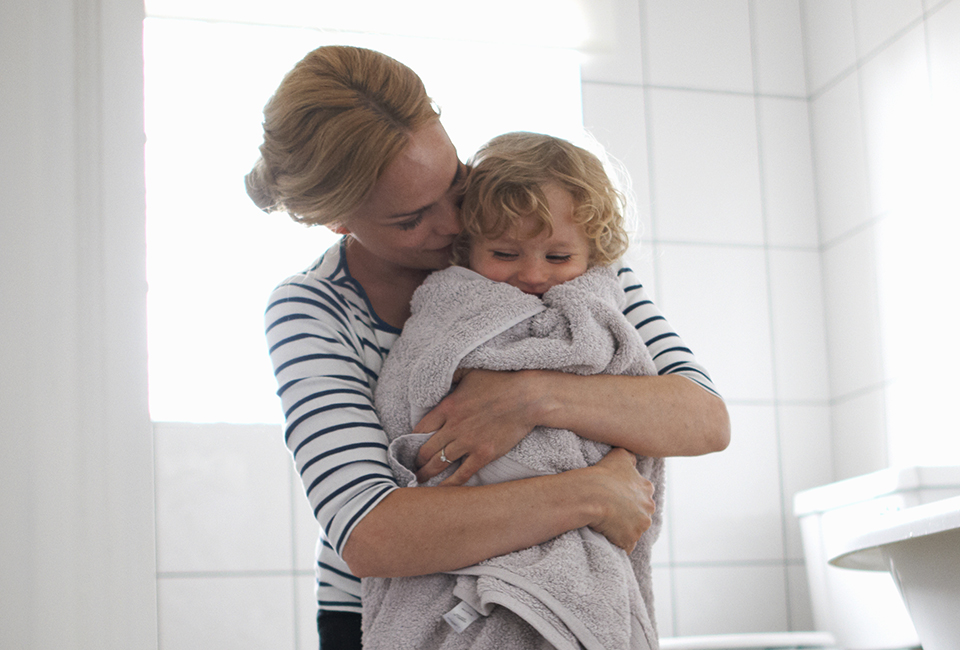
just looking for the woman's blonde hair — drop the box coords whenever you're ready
[245,46,440,227]
[456,132,630,266]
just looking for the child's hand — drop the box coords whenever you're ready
[413,369,541,486]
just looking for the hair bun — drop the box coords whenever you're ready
[245,158,281,213]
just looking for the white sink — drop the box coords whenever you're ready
[829,494,960,650]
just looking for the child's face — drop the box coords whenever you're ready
[468,183,591,297]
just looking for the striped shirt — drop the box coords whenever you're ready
[264,238,719,614]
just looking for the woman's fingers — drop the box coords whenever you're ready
[587,448,655,552]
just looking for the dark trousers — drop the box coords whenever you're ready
[318,610,362,649]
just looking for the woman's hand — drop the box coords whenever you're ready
[413,369,541,486]
[583,448,655,553]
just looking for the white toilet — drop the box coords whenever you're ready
[654,466,960,650]
[793,466,960,650]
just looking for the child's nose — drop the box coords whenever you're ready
[518,261,549,285]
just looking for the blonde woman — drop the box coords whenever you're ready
[250,46,729,649]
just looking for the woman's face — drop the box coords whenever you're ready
[336,120,466,273]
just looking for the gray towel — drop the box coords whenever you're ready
[363,265,664,650]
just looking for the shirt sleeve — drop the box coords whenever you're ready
[617,265,721,398]
[264,278,398,558]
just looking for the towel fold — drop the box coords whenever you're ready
[363,265,664,650]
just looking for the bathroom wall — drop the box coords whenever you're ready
[150,0,960,646]
[803,0,960,479]
[1,0,157,648]
[581,0,826,637]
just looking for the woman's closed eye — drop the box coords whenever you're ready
[396,211,426,231]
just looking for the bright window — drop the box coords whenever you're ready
[144,17,584,423]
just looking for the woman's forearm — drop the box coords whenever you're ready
[342,449,652,578]
[534,372,730,457]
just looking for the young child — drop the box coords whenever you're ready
[362,132,665,650]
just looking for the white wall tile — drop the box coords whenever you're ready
[651,566,675,638]
[648,89,764,245]
[758,98,820,248]
[787,563,816,630]
[859,24,932,218]
[778,405,833,561]
[668,405,783,563]
[767,249,830,402]
[924,0,955,12]
[820,227,884,398]
[297,576,320,650]
[852,0,924,58]
[643,0,754,93]
[800,0,858,93]
[652,476,673,567]
[158,575,295,650]
[155,422,293,573]
[657,244,774,401]
[831,388,888,480]
[622,240,658,302]
[752,0,808,97]
[809,73,872,244]
[581,82,652,240]
[928,0,960,82]
[927,0,960,152]
[580,0,644,85]
[672,565,789,635]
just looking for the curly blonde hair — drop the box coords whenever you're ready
[456,132,630,266]
[245,46,440,227]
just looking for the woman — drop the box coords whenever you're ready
[248,45,729,649]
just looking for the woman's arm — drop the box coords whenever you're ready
[265,259,654,582]
[414,371,728,485]
[343,447,654,578]
[415,265,729,486]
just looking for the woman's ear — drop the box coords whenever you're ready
[328,223,350,235]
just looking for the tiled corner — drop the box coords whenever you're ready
[852,0,924,59]
[154,422,293,573]
[642,0,754,93]
[757,97,819,248]
[831,388,888,480]
[647,88,764,246]
[800,0,858,94]
[809,73,872,244]
[672,564,789,636]
[820,226,885,399]
[157,575,295,650]
[657,243,774,402]
[858,24,933,218]
[752,0,808,97]
[668,404,783,564]
[581,82,652,239]
[767,249,829,402]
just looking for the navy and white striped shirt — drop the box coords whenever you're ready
[264,238,718,614]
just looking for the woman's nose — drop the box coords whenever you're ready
[435,197,461,236]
